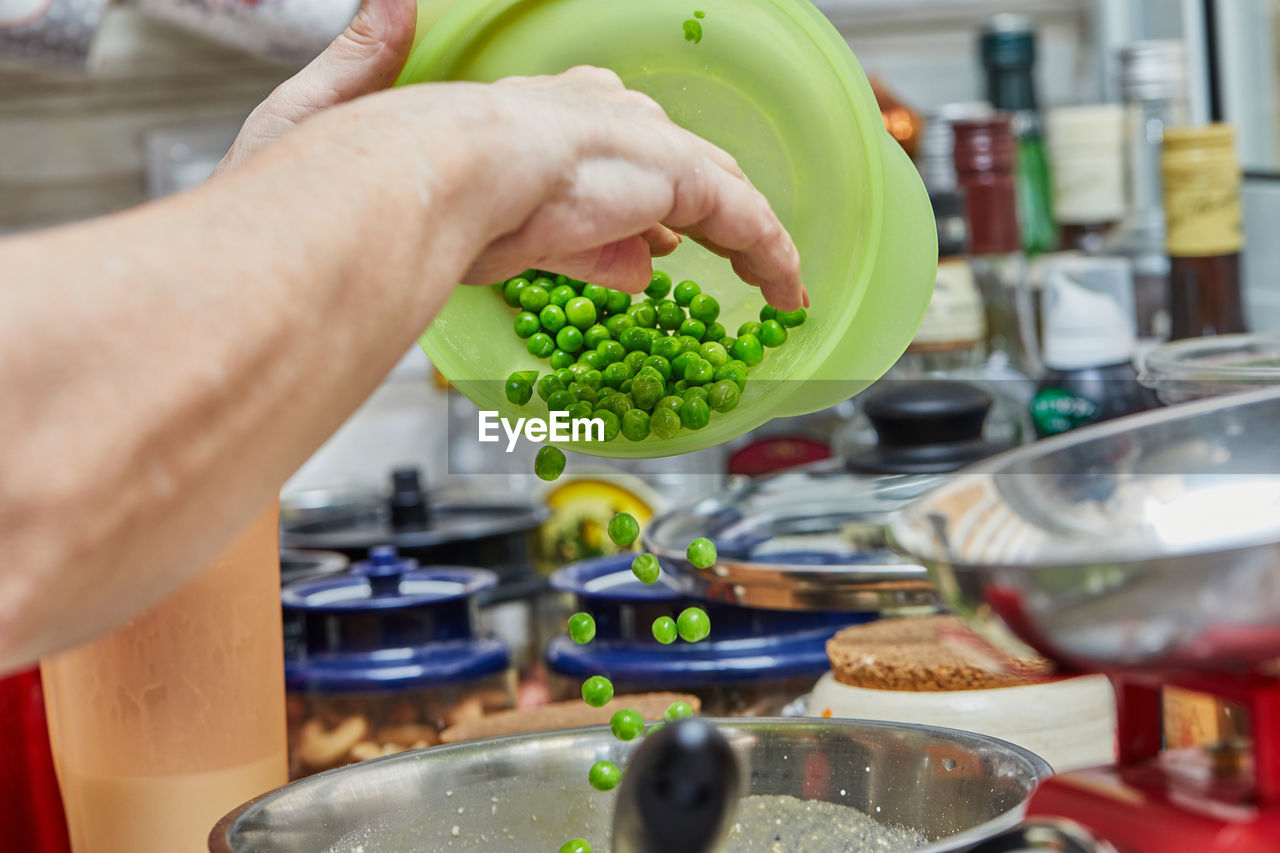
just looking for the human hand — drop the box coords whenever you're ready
[217,0,417,174]
[345,67,805,309]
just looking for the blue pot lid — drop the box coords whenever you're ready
[283,547,509,692]
[546,554,869,685]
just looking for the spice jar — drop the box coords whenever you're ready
[283,547,514,779]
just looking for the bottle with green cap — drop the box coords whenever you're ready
[980,14,1058,257]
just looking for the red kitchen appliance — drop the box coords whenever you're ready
[0,668,70,853]
[891,388,1280,852]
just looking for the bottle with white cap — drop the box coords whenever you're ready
[1029,257,1157,437]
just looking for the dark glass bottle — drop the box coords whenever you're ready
[980,15,1058,256]
[1162,125,1247,339]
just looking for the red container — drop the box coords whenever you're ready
[0,668,70,853]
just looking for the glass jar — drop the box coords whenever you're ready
[283,548,514,779]
[1140,334,1280,405]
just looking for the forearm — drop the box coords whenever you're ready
[0,104,477,672]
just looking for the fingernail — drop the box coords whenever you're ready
[802,285,810,309]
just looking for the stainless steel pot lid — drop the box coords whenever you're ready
[890,386,1280,672]
[280,467,546,553]
[645,381,1009,612]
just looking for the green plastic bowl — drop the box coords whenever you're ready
[396,0,937,458]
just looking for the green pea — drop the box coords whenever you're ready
[611,709,645,741]
[565,296,597,330]
[645,270,672,299]
[759,319,788,347]
[671,351,697,376]
[682,386,709,403]
[677,606,711,642]
[686,537,717,569]
[631,552,660,584]
[760,305,778,322]
[732,334,764,366]
[532,275,556,290]
[621,409,651,441]
[778,308,808,327]
[673,280,701,307]
[568,612,596,644]
[527,332,555,358]
[649,406,681,439]
[629,303,657,328]
[683,358,715,386]
[679,318,706,341]
[555,367,575,386]
[521,269,541,280]
[719,335,737,354]
[672,379,689,395]
[656,301,685,331]
[568,382,597,404]
[679,396,711,430]
[651,336,682,360]
[554,274,569,286]
[567,401,594,420]
[605,313,636,338]
[549,349,575,369]
[714,361,748,390]
[584,324,612,349]
[598,386,617,399]
[564,276,586,293]
[699,342,729,367]
[539,304,567,334]
[547,389,577,411]
[677,335,703,353]
[688,293,720,324]
[582,283,610,309]
[581,675,614,707]
[642,355,672,382]
[555,326,584,353]
[623,350,648,373]
[560,840,592,853]
[502,276,530,307]
[550,284,577,306]
[594,340,624,366]
[652,616,678,645]
[703,322,726,343]
[597,410,621,441]
[620,327,651,353]
[505,371,536,406]
[513,311,540,339]
[664,701,694,722]
[600,392,633,417]
[537,374,565,401]
[608,513,640,547]
[602,361,631,389]
[581,368,604,391]
[656,395,684,413]
[708,379,741,412]
[568,363,590,381]
[619,377,634,395]
[519,285,550,313]
[589,760,622,791]
[605,289,632,315]
[629,376,662,410]
[534,446,566,481]
[737,321,762,338]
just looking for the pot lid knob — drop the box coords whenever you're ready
[354,545,419,596]
[389,466,429,531]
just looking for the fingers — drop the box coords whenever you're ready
[642,225,681,257]
[273,0,418,120]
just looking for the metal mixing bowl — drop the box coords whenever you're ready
[890,387,1280,673]
[211,719,1048,852]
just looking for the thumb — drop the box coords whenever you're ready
[277,0,418,116]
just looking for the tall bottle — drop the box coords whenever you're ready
[1162,125,1247,339]
[953,116,1042,382]
[1046,105,1126,254]
[980,14,1058,256]
[42,506,287,853]
[1109,41,1189,343]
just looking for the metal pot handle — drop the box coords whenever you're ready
[965,820,1116,853]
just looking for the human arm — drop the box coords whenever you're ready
[0,66,803,673]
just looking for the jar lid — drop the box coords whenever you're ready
[1039,257,1137,370]
[1141,334,1280,404]
[917,102,994,194]
[283,547,510,691]
[1118,40,1187,103]
[1047,105,1126,224]
[545,554,867,686]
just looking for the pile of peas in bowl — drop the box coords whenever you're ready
[498,269,805,445]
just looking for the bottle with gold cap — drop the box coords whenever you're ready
[1162,124,1246,340]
